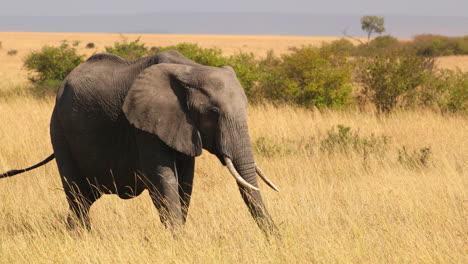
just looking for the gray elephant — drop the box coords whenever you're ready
[1,50,279,235]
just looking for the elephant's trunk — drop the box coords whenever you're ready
[219,118,278,235]
[224,157,259,191]
[232,145,278,235]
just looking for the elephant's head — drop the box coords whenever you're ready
[122,62,278,234]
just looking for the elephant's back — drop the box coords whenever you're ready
[58,56,129,97]
[56,58,134,124]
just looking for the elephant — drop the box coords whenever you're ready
[0,50,279,235]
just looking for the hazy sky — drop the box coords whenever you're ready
[2,0,468,17]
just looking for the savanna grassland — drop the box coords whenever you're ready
[0,32,467,263]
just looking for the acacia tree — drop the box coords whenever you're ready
[361,16,385,44]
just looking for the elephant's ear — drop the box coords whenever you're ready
[123,64,202,157]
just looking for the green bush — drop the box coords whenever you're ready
[23,41,85,95]
[320,125,390,159]
[105,37,150,60]
[158,43,228,66]
[356,50,435,113]
[86,42,95,49]
[355,35,401,56]
[322,38,356,56]
[398,146,431,168]
[259,45,353,108]
[357,49,467,114]
[19,37,466,112]
[354,35,403,57]
[226,52,263,101]
[426,69,468,113]
[408,34,468,56]
[254,137,283,157]
[370,35,399,49]
[350,32,468,57]
[253,136,295,157]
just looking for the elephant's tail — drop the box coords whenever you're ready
[0,154,55,178]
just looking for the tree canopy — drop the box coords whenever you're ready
[361,16,385,43]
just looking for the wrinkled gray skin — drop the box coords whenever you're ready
[51,50,277,235]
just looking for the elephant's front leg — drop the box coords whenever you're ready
[136,131,184,230]
[176,154,195,223]
[149,166,183,230]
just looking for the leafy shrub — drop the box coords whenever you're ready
[105,37,150,60]
[253,137,295,157]
[23,41,85,93]
[398,146,431,168]
[408,34,468,56]
[320,125,389,159]
[254,137,283,157]
[86,42,95,49]
[158,43,228,66]
[355,35,401,56]
[7,49,17,56]
[425,69,468,113]
[259,45,353,108]
[226,52,262,100]
[322,38,356,56]
[356,50,435,113]
[357,48,467,114]
[370,35,399,49]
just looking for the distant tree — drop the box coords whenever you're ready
[361,16,385,44]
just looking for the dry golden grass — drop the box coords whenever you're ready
[0,32,467,263]
[437,55,468,71]
[0,95,466,263]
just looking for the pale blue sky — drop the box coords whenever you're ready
[2,0,468,17]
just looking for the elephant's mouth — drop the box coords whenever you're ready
[216,153,226,165]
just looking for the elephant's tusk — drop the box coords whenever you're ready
[255,165,280,192]
[224,157,260,191]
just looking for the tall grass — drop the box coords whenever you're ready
[0,94,466,263]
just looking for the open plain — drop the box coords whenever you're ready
[0,32,466,263]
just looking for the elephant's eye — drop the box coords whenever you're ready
[208,107,220,114]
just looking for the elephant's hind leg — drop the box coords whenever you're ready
[51,116,101,230]
[61,175,101,230]
[53,147,101,229]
